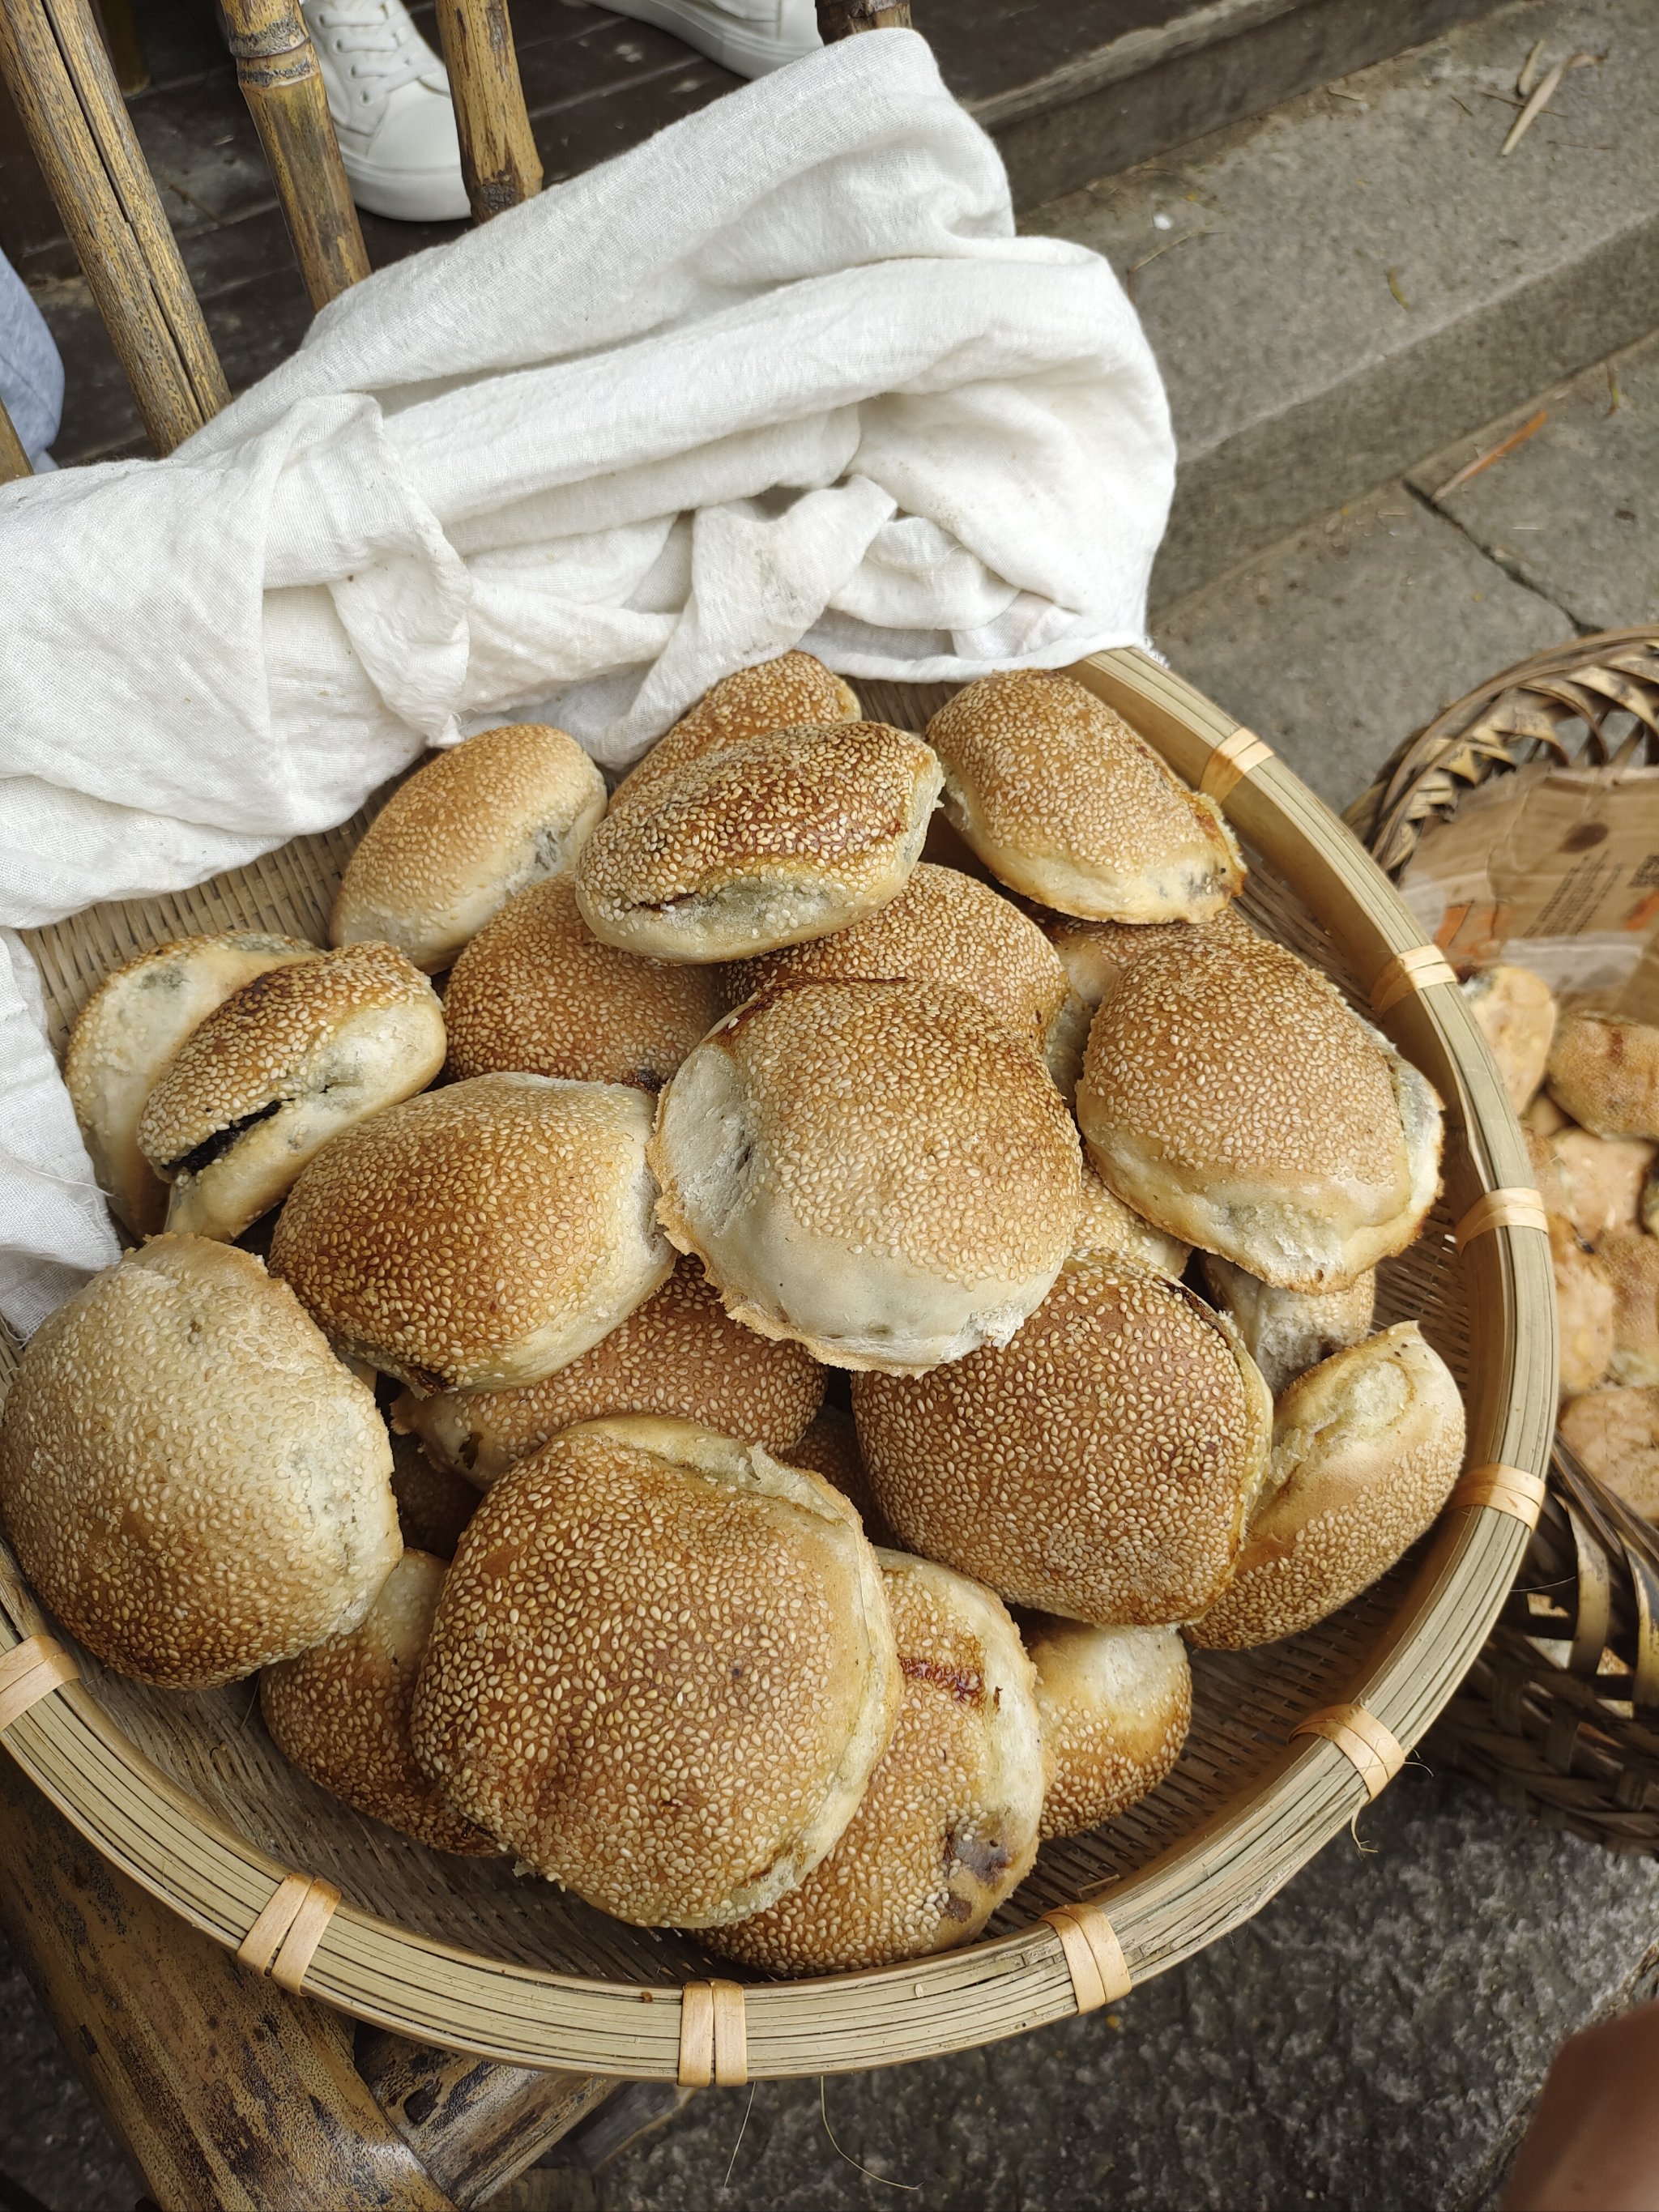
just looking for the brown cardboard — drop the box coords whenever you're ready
[1397,761,1659,1021]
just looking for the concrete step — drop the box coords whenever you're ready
[1031,0,1659,607]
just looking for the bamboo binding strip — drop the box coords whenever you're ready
[1370,944,1458,1015]
[1290,1704,1405,1801]
[0,1634,79,1732]
[237,1871,341,1994]
[1450,1463,1548,1528]
[1453,1187,1550,1250]
[678,1980,748,2086]
[1198,725,1274,802]
[1042,1904,1132,2013]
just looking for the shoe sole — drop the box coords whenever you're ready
[604,0,818,77]
[338,151,472,224]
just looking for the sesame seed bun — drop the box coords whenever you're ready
[612,651,861,814]
[410,1417,900,1928]
[0,1238,400,1687]
[136,942,446,1243]
[1599,1229,1659,1387]
[925,671,1244,923]
[270,1072,672,1392]
[574,724,942,964]
[1038,903,1256,1013]
[784,1403,888,1541]
[1461,964,1556,1116]
[1199,1256,1376,1399]
[851,1256,1272,1626]
[1026,1618,1192,1841]
[1525,1090,1572,1139]
[1550,1214,1614,1396]
[648,979,1082,1373]
[1073,1161,1190,1277]
[1188,1323,1465,1650]
[1077,933,1443,1294]
[260,1551,497,1854]
[723,863,1068,1059]
[1560,1386,1659,1517]
[707,1550,1042,1973]
[387,1428,478,1558]
[65,933,319,1238]
[331,725,607,974]
[392,1255,824,1489]
[1548,1013,1659,1140]
[1539,1128,1655,1247]
[442,875,723,1091]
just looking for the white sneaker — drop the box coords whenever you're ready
[602,0,821,79]
[302,0,471,224]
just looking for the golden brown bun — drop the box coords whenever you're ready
[0,1238,399,1687]
[783,1404,887,1539]
[1026,1618,1191,1841]
[1188,1323,1465,1649]
[1038,903,1256,1013]
[1599,1229,1659,1387]
[261,1552,497,1854]
[1544,1129,1655,1246]
[649,979,1081,1373]
[1548,1012,1659,1140]
[1461,965,1557,1115]
[611,652,860,814]
[1073,1161,1190,1277]
[441,874,723,1090]
[1078,932,1443,1294]
[723,863,1068,1058]
[707,1550,1042,1972]
[388,1429,478,1558]
[1525,1090,1572,1138]
[1550,1214,1614,1396]
[65,932,318,1237]
[271,1072,671,1392]
[852,1256,1272,1626]
[137,942,446,1242]
[331,724,606,973]
[1199,1256,1376,1399]
[393,1255,824,1488]
[575,723,942,963]
[926,671,1244,922]
[1560,1386,1659,1517]
[411,1417,899,1928]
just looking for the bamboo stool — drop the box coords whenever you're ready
[0,2,906,2201]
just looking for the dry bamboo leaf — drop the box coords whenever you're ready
[1431,409,1548,501]
[1386,267,1410,309]
[1516,36,1545,96]
[1502,58,1567,153]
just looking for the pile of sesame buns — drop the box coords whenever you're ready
[1482,978,1659,1516]
[2,662,1466,1976]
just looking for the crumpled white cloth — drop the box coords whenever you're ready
[0,26,1174,1337]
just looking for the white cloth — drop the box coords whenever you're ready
[0,27,1174,1336]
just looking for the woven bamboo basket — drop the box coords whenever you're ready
[0,646,1554,2077]
[1349,627,1659,1857]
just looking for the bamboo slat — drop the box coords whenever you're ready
[220,0,370,312]
[430,0,540,221]
[0,644,1551,2077]
[0,0,228,450]
[815,0,912,33]
[0,398,31,482]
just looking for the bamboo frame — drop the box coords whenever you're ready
[0,646,1554,2078]
[0,0,228,450]
[0,398,31,482]
[430,0,540,222]
[220,0,369,313]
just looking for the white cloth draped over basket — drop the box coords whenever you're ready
[0,26,1175,1338]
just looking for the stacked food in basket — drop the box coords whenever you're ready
[1468,966,1659,1508]
[0,658,1467,1974]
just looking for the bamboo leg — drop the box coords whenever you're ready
[429,0,540,222]
[815,0,911,36]
[0,396,32,481]
[220,0,370,311]
[0,0,228,451]
[356,2032,618,2202]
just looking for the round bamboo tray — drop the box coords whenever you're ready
[1349,626,1659,1858]
[0,645,1555,2077]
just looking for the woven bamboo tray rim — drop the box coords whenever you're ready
[0,646,1555,2075]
